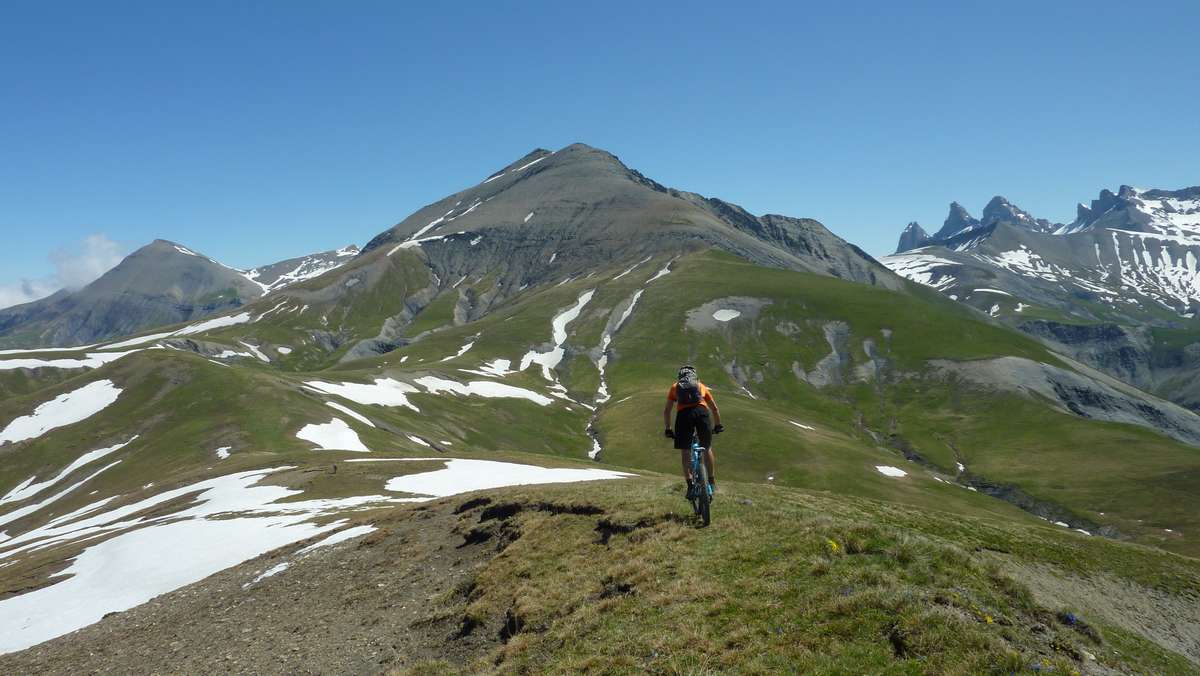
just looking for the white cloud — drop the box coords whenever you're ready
[0,234,128,310]
[0,279,60,310]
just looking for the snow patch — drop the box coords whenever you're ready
[325,402,375,428]
[244,562,289,587]
[0,467,410,654]
[175,312,253,336]
[875,465,907,478]
[0,437,136,506]
[515,156,547,172]
[384,458,630,498]
[303,378,420,412]
[441,341,475,362]
[296,525,377,555]
[238,341,271,363]
[646,260,674,283]
[1,380,123,445]
[296,418,369,452]
[519,290,594,380]
[0,349,147,372]
[712,309,741,322]
[414,376,552,406]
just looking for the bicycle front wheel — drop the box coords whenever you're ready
[696,461,711,526]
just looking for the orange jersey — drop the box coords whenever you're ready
[667,382,713,411]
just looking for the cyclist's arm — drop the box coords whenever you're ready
[706,393,721,425]
[663,399,674,428]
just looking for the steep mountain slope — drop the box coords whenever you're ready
[2,148,1199,670]
[362,143,898,292]
[888,186,1200,321]
[0,241,359,349]
[214,143,901,365]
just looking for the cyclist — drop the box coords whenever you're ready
[663,365,724,497]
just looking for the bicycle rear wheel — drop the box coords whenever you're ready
[696,461,711,526]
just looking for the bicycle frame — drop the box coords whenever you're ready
[690,439,712,498]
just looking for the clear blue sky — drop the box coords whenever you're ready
[3,1,1198,303]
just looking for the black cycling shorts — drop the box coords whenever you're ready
[673,406,712,450]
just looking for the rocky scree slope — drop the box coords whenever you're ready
[361,143,898,295]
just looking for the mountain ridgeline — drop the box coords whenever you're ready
[362,143,897,292]
[1,144,1199,672]
[883,185,1200,412]
[0,241,358,349]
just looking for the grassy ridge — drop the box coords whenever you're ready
[405,475,1199,673]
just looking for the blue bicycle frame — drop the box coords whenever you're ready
[690,438,713,499]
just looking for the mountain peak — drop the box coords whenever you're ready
[982,195,1027,224]
[931,202,980,240]
[895,221,931,253]
[138,239,211,260]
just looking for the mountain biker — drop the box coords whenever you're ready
[663,365,724,496]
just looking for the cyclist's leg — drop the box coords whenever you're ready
[703,447,715,484]
[673,408,694,484]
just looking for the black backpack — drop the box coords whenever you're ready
[676,371,702,406]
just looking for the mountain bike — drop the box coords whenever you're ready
[686,437,713,526]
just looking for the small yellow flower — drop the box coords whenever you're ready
[984,615,993,624]
[826,538,841,553]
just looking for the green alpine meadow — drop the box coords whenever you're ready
[2,140,1198,674]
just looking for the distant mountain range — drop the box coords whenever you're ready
[0,241,357,348]
[885,185,1200,321]
[882,185,1200,411]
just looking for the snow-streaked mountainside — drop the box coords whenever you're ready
[882,186,1200,414]
[242,245,359,293]
[361,143,899,294]
[885,185,1200,321]
[1,145,1199,671]
[0,241,358,349]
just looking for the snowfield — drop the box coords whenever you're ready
[0,458,633,654]
[520,289,595,380]
[0,437,137,507]
[0,380,123,446]
[296,418,369,452]
[304,378,421,412]
[0,348,148,371]
[382,458,632,497]
[414,376,553,406]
